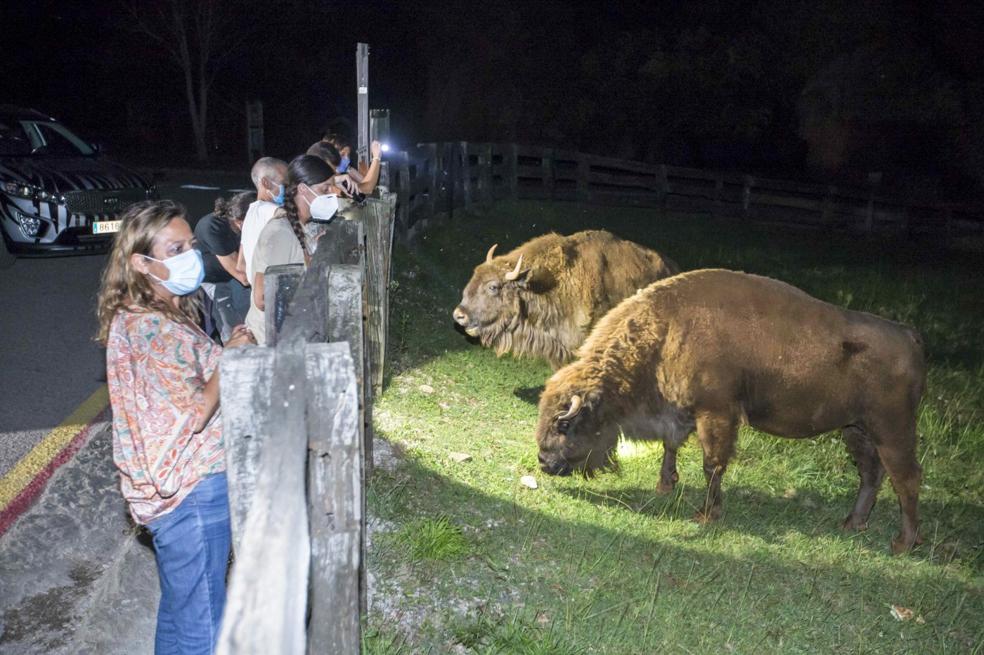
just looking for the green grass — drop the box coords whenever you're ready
[365,199,984,654]
[393,516,471,562]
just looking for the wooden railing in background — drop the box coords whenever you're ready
[216,195,396,654]
[386,142,983,245]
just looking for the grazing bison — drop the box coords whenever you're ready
[535,269,926,554]
[452,230,679,368]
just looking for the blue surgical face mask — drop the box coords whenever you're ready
[270,182,285,206]
[142,249,205,295]
[336,156,350,174]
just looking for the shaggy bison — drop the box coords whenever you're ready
[453,230,678,368]
[535,269,926,553]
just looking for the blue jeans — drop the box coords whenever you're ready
[146,473,231,655]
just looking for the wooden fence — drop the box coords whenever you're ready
[387,142,984,244]
[216,196,395,654]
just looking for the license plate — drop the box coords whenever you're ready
[92,220,122,234]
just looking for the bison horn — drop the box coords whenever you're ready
[504,254,524,281]
[485,243,498,263]
[557,394,582,421]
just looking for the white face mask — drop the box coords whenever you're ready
[300,184,339,223]
[141,249,205,295]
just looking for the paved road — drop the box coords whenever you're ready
[0,171,251,652]
[0,173,250,478]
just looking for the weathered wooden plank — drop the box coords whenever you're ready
[217,338,310,655]
[579,153,661,175]
[264,264,305,347]
[748,192,824,212]
[362,196,396,394]
[587,170,657,189]
[305,342,362,655]
[220,347,276,554]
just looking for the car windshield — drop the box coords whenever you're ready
[0,117,95,157]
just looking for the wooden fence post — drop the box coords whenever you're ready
[577,154,590,202]
[220,347,276,554]
[821,185,837,225]
[542,148,556,199]
[264,264,305,347]
[361,195,397,394]
[742,175,755,219]
[217,338,310,655]
[305,342,361,655]
[423,142,438,220]
[460,142,473,208]
[508,143,519,198]
[480,143,494,204]
[657,165,668,213]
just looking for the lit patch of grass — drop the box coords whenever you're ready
[394,516,470,562]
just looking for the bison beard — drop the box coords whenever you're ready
[535,269,926,554]
[454,231,679,369]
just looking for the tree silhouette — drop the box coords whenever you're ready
[124,0,252,162]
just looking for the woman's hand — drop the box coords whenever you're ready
[370,140,382,160]
[225,325,255,349]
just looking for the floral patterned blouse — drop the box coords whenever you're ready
[106,309,225,525]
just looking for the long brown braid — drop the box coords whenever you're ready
[279,181,309,252]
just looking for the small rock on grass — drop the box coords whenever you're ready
[520,475,538,489]
[449,452,472,463]
[889,605,924,623]
[419,384,435,394]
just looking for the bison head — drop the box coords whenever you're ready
[453,244,531,340]
[536,380,617,477]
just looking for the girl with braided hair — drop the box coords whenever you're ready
[245,154,337,345]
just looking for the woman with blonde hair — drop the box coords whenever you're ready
[96,199,253,654]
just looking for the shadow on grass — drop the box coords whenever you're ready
[512,385,545,406]
[554,482,984,570]
[367,436,984,655]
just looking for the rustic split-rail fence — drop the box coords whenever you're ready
[388,142,983,244]
[216,194,395,654]
[210,144,980,654]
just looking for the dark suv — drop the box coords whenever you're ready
[0,106,155,259]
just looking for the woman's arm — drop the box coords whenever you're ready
[194,367,221,433]
[356,141,383,194]
[236,247,247,277]
[217,253,249,286]
[253,271,265,310]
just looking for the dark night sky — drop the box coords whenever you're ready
[3,0,983,197]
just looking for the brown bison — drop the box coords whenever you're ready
[535,269,926,554]
[452,230,679,368]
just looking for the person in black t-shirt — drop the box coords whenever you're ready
[195,191,255,343]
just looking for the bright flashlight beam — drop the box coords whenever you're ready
[380,143,391,153]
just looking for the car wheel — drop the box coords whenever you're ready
[0,234,16,269]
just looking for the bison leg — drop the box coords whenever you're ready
[656,443,679,495]
[693,413,738,524]
[868,419,923,554]
[841,426,886,532]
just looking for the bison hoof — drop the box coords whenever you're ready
[841,516,869,532]
[656,480,675,495]
[890,532,924,556]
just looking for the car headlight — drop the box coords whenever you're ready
[2,180,66,204]
[13,210,44,238]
